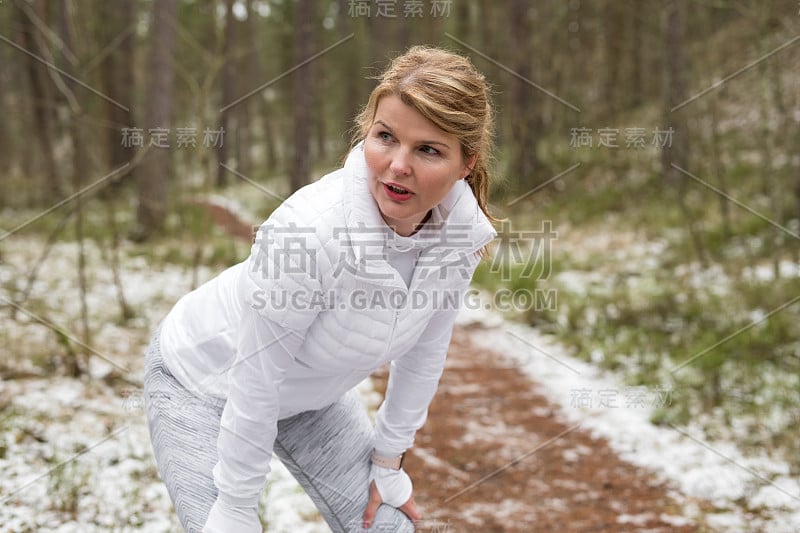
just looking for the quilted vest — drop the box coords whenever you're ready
[161,142,496,412]
[240,143,496,378]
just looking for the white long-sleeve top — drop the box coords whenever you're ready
[158,143,496,511]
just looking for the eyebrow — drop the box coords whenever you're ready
[374,120,451,148]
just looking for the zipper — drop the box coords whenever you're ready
[383,309,400,358]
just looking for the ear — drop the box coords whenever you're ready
[461,154,478,180]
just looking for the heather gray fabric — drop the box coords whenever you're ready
[143,325,414,532]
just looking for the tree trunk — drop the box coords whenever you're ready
[707,97,732,240]
[508,0,541,189]
[766,31,787,279]
[336,0,361,150]
[58,0,90,375]
[478,0,495,57]
[366,8,395,72]
[315,98,326,161]
[792,29,800,263]
[628,1,643,108]
[95,0,135,320]
[602,1,624,117]
[455,0,470,39]
[796,141,800,265]
[217,0,235,187]
[238,0,256,177]
[290,0,314,191]
[14,0,61,201]
[135,0,178,238]
[662,0,707,266]
[247,0,278,172]
[99,0,135,180]
[0,40,17,186]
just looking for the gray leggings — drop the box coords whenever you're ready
[143,326,414,533]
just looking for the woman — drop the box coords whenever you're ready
[144,46,497,532]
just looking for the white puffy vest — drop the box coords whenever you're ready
[162,143,496,414]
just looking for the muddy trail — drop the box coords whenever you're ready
[373,324,705,533]
[201,199,708,532]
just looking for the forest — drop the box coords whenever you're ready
[0,0,799,531]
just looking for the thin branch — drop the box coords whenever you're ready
[14,0,78,66]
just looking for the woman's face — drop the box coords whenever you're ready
[364,94,474,237]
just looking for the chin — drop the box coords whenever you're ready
[375,203,408,226]
[379,203,408,222]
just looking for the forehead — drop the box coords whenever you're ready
[373,94,457,145]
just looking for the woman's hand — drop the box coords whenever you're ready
[362,464,421,529]
[203,497,262,533]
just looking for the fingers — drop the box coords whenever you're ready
[362,480,382,529]
[363,481,423,529]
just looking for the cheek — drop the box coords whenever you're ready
[426,170,459,197]
[363,140,384,176]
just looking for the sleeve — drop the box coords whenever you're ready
[211,307,306,506]
[373,305,460,456]
[210,219,323,512]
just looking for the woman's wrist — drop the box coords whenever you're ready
[370,448,405,470]
[369,463,413,508]
[216,489,260,509]
[204,496,261,533]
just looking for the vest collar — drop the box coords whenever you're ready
[341,141,496,266]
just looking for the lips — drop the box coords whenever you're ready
[382,181,414,201]
[387,184,408,194]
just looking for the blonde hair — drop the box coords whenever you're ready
[350,45,498,223]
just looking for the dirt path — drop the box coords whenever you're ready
[373,324,703,533]
[202,199,706,531]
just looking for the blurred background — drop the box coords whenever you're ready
[0,0,799,531]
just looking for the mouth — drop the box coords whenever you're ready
[382,181,414,201]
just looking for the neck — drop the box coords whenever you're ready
[390,210,432,237]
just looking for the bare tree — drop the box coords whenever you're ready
[217,0,236,187]
[246,0,278,172]
[135,0,178,239]
[98,0,135,174]
[58,0,90,375]
[661,0,707,267]
[455,0,470,40]
[237,0,256,177]
[706,96,733,240]
[508,0,542,189]
[336,0,362,151]
[760,16,790,279]
[602,0,624,117]
[627,1,644,108]
[796,138,800,252]
[95,0,135,320]
[290,0,314,191]
[14,0,61,200]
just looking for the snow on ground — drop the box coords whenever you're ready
[0,371,378,532]
[457,295,800,532]
[0,237,336,531]
[0,382,340,532]
[741,260,800,283]
[3,229,799,531]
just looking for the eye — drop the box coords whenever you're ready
[419,145,440,156]
[377,131,393,143]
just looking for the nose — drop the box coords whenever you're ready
[389,148,412,176]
